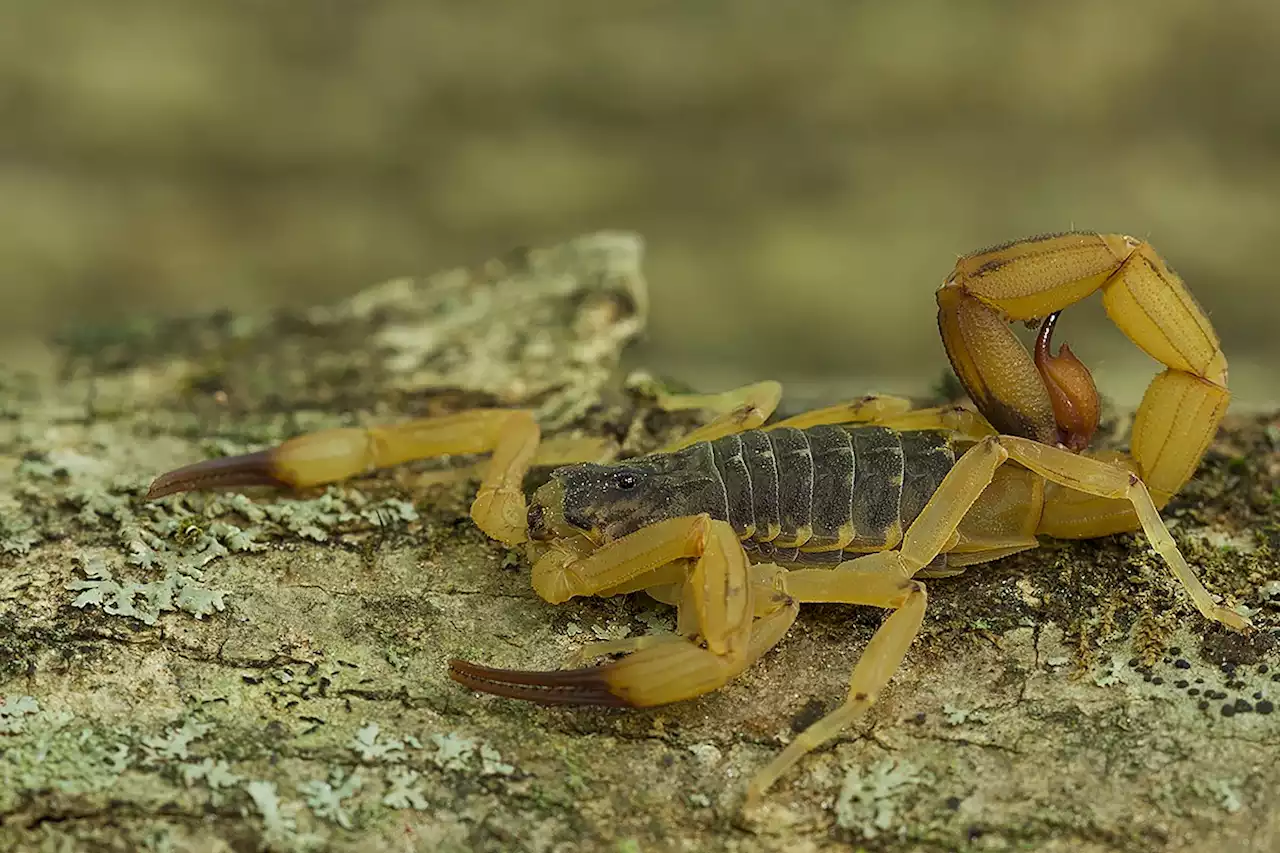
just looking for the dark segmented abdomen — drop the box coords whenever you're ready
[708,425,955,567]
[735,430,780,541]
[846,426,905,551]
[709,434,755,538]
[897,430,957,530]
[767,427,814,548]
[805,426,855,550]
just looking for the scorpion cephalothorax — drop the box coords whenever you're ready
[146,232,1245,809]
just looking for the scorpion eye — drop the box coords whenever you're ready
[612,472,639,491]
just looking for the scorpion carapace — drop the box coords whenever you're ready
[145,232,1246,810]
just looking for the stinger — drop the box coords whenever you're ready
[1033,311,1100,452]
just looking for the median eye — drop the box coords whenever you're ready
[612,472,639,491]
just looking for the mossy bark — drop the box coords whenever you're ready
[1,234,1278,853]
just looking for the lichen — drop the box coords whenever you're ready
[0,695,39,734]
[299,769,364,829]
[941,704,990,726]
[0,716,133,812]
[381,768,429,811]
[0,514,42,556]
[141,719,215,763]
[65,556,228,623]
[350,722,406,764]
[477,743,516,777]
[834,759,928,839]
[1208,779,1244,814]
[181,757,242,791]
[245,780,313,851]
[430,732,477,772]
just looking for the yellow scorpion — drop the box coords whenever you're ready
[147,232,1243,807]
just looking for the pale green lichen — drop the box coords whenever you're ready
[1208,779,1244,814]
[834,759,928,839]
[245,780,311,850]
[24,454,268,626]
[591,621,632,641]
[478,743,516,777]
[219,492,269,524]
[67,485,133,526]
[186,486,422,544]
[256,489,394,542]
[0,513,42,555]
[181,757,242,790]
[1091,652,1127,687]
[0,718,132,812]
[636,603,677,634]
[429,732,514,776]
[686,742,722,767]
[942,704,990,726]
[263,493,350,542]
[121,523,165,569]
[0,695,39,734]
[211,520,267,553]
[256,661,354,706]
[141,719,214,763]
[430,732,477,771]
[300,769,364,829]
[381,768,429,811]
[350,722,406,764]
[66,556,228,623]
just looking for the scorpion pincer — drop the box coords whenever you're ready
[146,232,1246,808]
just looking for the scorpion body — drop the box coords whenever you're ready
[551,426,966,568]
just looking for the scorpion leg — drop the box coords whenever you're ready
[872,405,996,439]
[750,433,1244,802]
[999,436,1248,630]
[656,381,994,450]
[744,437,1010,804]
[766,395,995,441]
[652,380,782,452]
[765,395,913,430]
[528,435,618,467]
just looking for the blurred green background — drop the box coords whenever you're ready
[2,0,1277,409]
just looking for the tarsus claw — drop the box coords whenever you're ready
[1034,311,1101,452]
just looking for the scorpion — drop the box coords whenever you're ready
[145,232,1245,807]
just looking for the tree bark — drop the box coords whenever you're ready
[1,233,1277,853]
